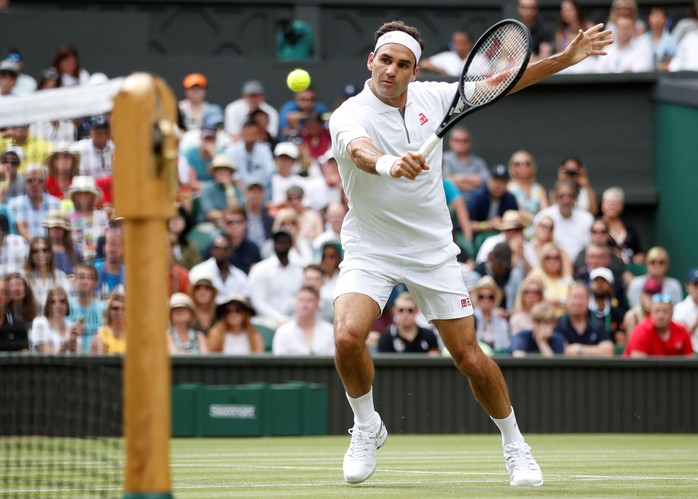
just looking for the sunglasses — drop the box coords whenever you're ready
[1,159,20,166]
[545,255,561,261]
[513,160,531,166]
[558,193,575,199]
[539,223,553,230]
[224,219,244,226]
[226,306,243,314]
[648,259,667,265]
[110,306,124,312]
[651,293,672,304]
[26,178,45,184]
[32,247,50,253]
[397,307,415,314]
[523,289,542,295]
[591,229,608,234]
[478,294,495,301]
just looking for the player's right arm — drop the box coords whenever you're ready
[346,137,428,180]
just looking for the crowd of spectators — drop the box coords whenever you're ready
[0,1,697,358]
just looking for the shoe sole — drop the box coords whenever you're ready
[343,424,388,484]
[510,478,544,487]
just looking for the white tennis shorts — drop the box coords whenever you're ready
[334,243,474,322]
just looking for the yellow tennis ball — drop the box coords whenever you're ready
[287,69,311,92]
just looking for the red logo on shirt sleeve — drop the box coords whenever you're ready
[461,297,472,308]
[418,113,429,125]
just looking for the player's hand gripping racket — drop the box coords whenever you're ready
[419,19,532,159]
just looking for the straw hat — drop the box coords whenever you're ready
[67,175,102,203]
[43,142,81,169]
[495,210,530,231]
[42,209,72,231]
[207,154,237,175]
[169,292,194,311]
[472,275,503,307]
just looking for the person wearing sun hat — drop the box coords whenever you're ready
[67,175,108,261]
[206,292,264,354]
[198,154,245,224]
[44,143,81,200]
[42,208,81,274]
[167,292,208,354]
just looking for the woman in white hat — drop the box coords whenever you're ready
[188,270,218,335]
[45,144,80,201]
[68,175,108,261]
[167,292,208,354]
[207,293,264,354]
[43,208,81,274]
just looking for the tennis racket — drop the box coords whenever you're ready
[418,19,531,159]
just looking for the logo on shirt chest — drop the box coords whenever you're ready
[418,112,429,125]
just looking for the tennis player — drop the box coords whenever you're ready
[329,20,612,487]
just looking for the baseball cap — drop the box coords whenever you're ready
[183,73,207,89]
[642,278,663,294]
[686,267,698,284]
[490,164,509,179]
[202,104,224,128]
[274,141,299,159]
[242,80,265,96]
[590,267,614,284]
[2,146,23,164]
[0,60,20,75]
[87,114,110,129]
[318,150,335,164]
[200,124,217,138]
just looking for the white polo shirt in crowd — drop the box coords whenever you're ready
[673,295,698,350]
[533,205,593,261]
[271,317,335,355]
[424,50,466,76]
[330,79,457,260]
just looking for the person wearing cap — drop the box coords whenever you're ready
[206,293,264,354]
[0,59,19,96]
[167,293,207,354]
[510,301,566,357]
[179,72,210,131]
[278,87,328,142]
[177,103,232,157]
[476,210,537,273]
[189,233,250,305]
[1,146,26,199]
[555,281,614,357]
[624,292,694,357]
[187,269,218,335]
[327,19,611,486]
[442,127,489,203]
[223,119,275,196]
[71,115,114,179]
[224,79,280,142]
[467,164,519,236]
[672,267,698,351]
[67,175,108,262]
[574,243,628,312]
[623,277,661,338]
[0,124,53,175]
[272,285,335,355]
[626,246,683,309]
[0,212,29,276]
[197,153,244,225]
[270,141,306,207]
[44,143,80,200]
[7,164,61,240]
[588,266,627,347]
[43,209,81,275]
[3,48,37,95]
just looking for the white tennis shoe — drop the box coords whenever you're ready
[343,420,388,484]
[504,442,543,486]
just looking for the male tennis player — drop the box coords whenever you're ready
[329,20,612,487]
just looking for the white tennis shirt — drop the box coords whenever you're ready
[329,79,459,258]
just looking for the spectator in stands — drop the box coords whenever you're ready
[556,281,614,357]
[572,219,625,279]
[2,49,36,95]
[248,228,303,328]
[472,275,510,353]
[179,73,210,131]
[8,164,61,240]
[73,115,114,179]
[442,127,489,202]
[510,301,566,357]
[556,156,598,215]
[29,287,76,353]
[93,227,125,301]
[509,274,546,336]
[318,240,342,315]
[473,241,523,314]
[574,243,627,311]
[668,29,698,71]
[44,144,80,200]
[624,293,694,357]
[419,30,472,77]
[278,87,328,142]
[244,182,274,249]
[224,120,275,195]
[0,124,53,174]
[167,292,207,354]
[1,146,25,199]
[302,263,333,324]
[0,212,28,276]
[443,176,473,260]
[529,216,555,268]
[467,164,518,236]
[272,285,334,355]
[300,111,331,162]
[29,80,77,148]
[606,0,646,37]
[627,246,682,308]
[624,277,659,340]
[189,233,249,304]
[224,80,280,142]
[534,179,593,262]
[555,0,593,52]
[600,186,644,265]
[220,206,261,274]
[476,210,537,273]
[68,263,104,352]
[671,1,698,43]
[177,104,231,155]
[90,290,126,354]
[671,267,698,351]
[596,14,653,73]
[0,276,28,352]
[262,207,314,266]
[517,0,553,62]
[305,152,343,213]
[587,267,627,346]
[270,141,305,207]
[207,293,264,354]
[644,7,677,71]
[198,154,245,225]
[0,59,19,96]
[187,269,217,335]
[528,242,573,316]
[51,44,89,87]
[167,238,190,297]
[67,175,108,262]
[181,125,219,194]
[506,150,548,227]
[24,236,72,315]
[276,18,315,61]
[377,292,439,355]
[168,207,202,270]
[7,272,37,327]
[312,201,346,253]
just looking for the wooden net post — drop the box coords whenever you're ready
[111,73,178,499]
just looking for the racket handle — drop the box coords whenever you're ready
[418,133,442,159]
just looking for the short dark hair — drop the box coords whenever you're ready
[374,20,425,54]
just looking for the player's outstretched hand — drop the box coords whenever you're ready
[391,151,430,180]
[564,23,613,66]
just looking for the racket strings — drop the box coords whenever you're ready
[462,24,529,105]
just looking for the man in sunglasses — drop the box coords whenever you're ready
[624,293,694,357]
[1,146,25,199]
[377,292,439,356]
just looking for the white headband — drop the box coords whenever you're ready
[374,31,422,63]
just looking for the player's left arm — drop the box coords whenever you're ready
[510,23,613,94]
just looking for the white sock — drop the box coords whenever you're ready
[346,387,380,427]
[491,406,525,446]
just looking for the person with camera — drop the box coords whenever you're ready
[556,156,598,215]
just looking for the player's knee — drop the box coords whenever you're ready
[450,342,489,375]
[333,320,369,354]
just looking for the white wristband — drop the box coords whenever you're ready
[375,155,398,177]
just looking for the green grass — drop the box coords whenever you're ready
[170,434,698,498]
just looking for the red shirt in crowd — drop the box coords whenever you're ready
[624,317,694,357]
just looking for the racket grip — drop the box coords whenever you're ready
[418,133,442,159]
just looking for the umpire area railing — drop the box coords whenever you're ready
[1,355,696,435]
